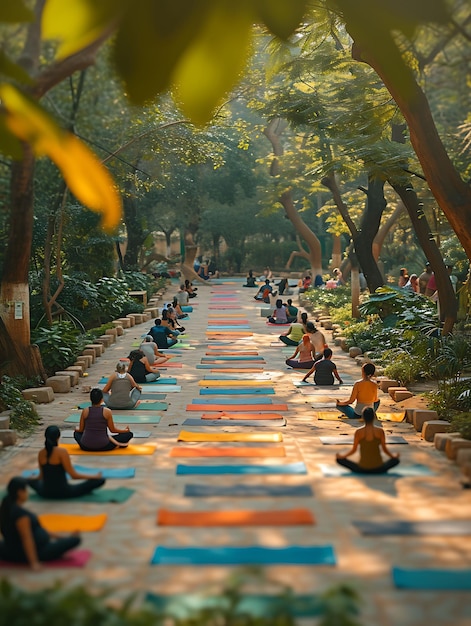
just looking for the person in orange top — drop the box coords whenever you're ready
[336,362,379,419]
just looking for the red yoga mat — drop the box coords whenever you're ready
[157,508,314,526]
[201,412,284,420]
[0,550,92,568]
[186,404,288,412]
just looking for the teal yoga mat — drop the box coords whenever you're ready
[199,388,275,395]
[65,413,162,424]
[182,418,286,427]
[99,377,177,384]
[191,397,273,405]
[151,545,336,566]
[201,356,263,361]
[29,487,134,503]
[392,567,471,590]
[176,462,307,475]
[22,466,135,479]
[353,520,471,535]
[145,593,322,618]
[184,484,313,497]
[319,436,408,445]
[78,400,166,410]
[196,364,264,369]
[203,374,272,380]
[318,463,435,477]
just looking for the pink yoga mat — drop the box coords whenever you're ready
[0,549,91,568]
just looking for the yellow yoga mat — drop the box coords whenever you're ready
[316,412,346,421]
[39,513,107,532]
[198,380,273,387]
[170,446,286,457]
[377,412,406,422]
[177,430,283,443]
[61,443,156,455]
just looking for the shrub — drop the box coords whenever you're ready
[449,412,471,440]
[382,349,427,386]
[31,322,86,375]
[0,376,41,434]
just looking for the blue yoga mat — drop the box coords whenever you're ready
[191,397,273,405]
[199,388,275,396]
[176,462,307,475]
[181,306,193,312]
[151,545,336,566]
[145,593,322,618]
[22,465,135,479]
[64,413,161,424]
[206,326,252,331]
[318,463,435,477]
[201,356,262,361]
[77,401,167,410]
[182,418,286,427]
[184,484,314,497]
[392,567,471,590]
[353,520,471,535]
[99,377,177,385]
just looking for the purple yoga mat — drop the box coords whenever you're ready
[0,549,92,568]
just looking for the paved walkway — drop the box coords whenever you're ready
[1,279,470,625]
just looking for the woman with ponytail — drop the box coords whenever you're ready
[0,476,81,569]
[27,426,105,499]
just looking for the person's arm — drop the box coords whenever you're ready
[379,429,400,459]
[287,345,300,360]
[58,448,102,480]
[127,373,142,391]
[75,408,88,432]
[302,362,316,382]
[101,374,115,393]
[336,382,358,406]
[142,357,159,374]
[105,407,130,435]
[16,515,41,570]
[333,367,343,384]
[336,430,360,460]
[154,345,169,360]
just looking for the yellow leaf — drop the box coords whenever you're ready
[42,0,122,59]
[0,84,121,230]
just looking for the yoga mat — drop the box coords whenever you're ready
[203,374,272,380]
[196,364,263,369]
[186,404,288,412]
[198,380,273,386]
[29,487,134,503]
[199,388,274,396]
[0,550,92,569]
[157,508,314,526]
[170,446,286,458]
[176,462,307,475]
[177,431,282,443]
[210,368,265,373]
[205,352,259,356]
[353,520,471,535]
[319,436,408,445]
[182,418,287,428]
[315,412,347,421]
[300,386,353,396]
[151,545,336,566]
[191,397,274,405]
[145,593,322,619]
[39,513,107,533]
[206,326,252,330]
[181,306,193,312]
[61,430,150,439]
[64,413,161,424]
[22,465,136,479]
[201,356,264,361]
[318,463,435,477]
[376,412,406,422]
[60,443,156,456]
[293,380,353,388]
[392,567,471,590]
[77,401,167,411]
[99,377,177,384]
[184,484,314,497]
[201,412,284,420]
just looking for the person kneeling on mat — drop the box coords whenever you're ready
[335,408,400,474]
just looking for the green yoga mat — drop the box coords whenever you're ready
[65,413,161,424]
[145,593,323,618]
[78,401,167,411]
[29,487,134,503]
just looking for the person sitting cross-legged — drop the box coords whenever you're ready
[336,362,379,419]
[302,348,343,385]
[102,362,142,409]
[267,299,288,324]
[148,318,178,348]
[285,334,316,369]
[335,407,400,474]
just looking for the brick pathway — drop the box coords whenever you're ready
[1,279,470,625]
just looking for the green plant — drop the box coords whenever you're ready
[0,376,41,434]
[449,412,471,440]
[382,349,427,386]
[359,286,437,328]
[31,322,85,376]
[305,286,352,311]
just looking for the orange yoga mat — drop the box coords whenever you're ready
[170,446,286,457]
[206,332,253,336]
[201,412,284,420]
[39,513,107,532]
[211,368,264,373]
[198,380,272,387]
[186,404,288,412]
[61,443,156,455]
[204,351,259,356]
[157,508,315,526]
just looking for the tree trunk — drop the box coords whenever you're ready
[123,190,145,270]
[350,33,471,261]
[264,118,322,276]
[350,261,360,319]
[372,201,404,262]
[181,234,208,285]
[391,181,457,334]
[331,234,342,269]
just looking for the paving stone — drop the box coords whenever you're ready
[349,346,362,358]
[105,328,118,341]
[434,431,461,451]
[84,343,104,357]
[0,429,17,446]
[413,409,439,432]
[96,335,113,348]
[378,378,399,393]
[117,317,131,328]
[77,354,93,367]
[0,411,11,428]
[125,314,136,326]
[421,419,450,441]
[55,370,79,386]
[388,386,408,399]
[456,448,471,466]
[66,365,84,376]
[45,375,71,393]
[21,387,54,403]
[445,437,471,460]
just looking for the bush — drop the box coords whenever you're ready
[304,286,352,311]
[382,349,427,386]
[449,412,471,440]
[0,376,41,434]
[31,322,86,376]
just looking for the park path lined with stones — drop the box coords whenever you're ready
[1,278,470,626]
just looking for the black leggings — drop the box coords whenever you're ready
[73,431,133,451]
[279,336,299,346]
[336,457,400,474]
[27,478,105,499]
[0,535,81,563]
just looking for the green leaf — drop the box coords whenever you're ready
[42,0,122,58]
[0,115,23,159]
[0,0,33,22]
[113,0,212,105]
[254,0,308,39]
[0,51,32,84]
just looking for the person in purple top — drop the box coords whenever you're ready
[74,388,133,451]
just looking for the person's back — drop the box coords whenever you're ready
[287,322,304,342]
[149,319,169,348]
[355,378,378,403]
[175,285,189,305]
[358,435,383,469]
[314,359,336,385]
[108,374,133,407]
[140,340,156,363]
[81,406,109,450]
